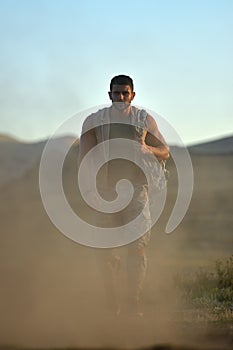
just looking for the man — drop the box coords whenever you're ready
[78,75,169,316]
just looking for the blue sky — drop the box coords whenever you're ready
[0,0,232,145]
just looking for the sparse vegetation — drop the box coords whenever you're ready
[175,255,233,322]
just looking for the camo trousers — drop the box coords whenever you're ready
[96,185,151,312]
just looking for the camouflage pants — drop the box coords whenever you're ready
[96,185,151,313]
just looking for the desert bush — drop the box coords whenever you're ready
[175,255,233,313]
[215,255,233,289]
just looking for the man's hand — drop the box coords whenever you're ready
[140,140,154,155]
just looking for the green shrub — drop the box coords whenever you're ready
[215,255,233,289]
[175,255,233,312]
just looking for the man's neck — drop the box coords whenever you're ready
[110,104,131,119]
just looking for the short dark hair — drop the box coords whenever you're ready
[110,75,134,91]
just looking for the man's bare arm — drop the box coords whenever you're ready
[78,117,97,165]
[143,114,170,161]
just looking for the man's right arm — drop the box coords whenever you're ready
[78,117,97,166]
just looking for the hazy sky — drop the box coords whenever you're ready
[0,0,232,145]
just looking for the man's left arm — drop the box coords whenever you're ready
[142,114,170,161]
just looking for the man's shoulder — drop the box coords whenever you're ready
[82,106,111,132]
[131,106,150,126]
[131,105,144,114]
[131,106,157,131]
[131,105,148,118]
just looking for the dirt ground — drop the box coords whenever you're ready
[0,148,232,350]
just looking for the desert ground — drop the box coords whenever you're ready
[0,135,232,350]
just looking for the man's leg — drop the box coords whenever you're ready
[125,185,151,316]
[126,230,150,316]
[95,248,121,315]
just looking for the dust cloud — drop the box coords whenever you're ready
[0,144,232,349]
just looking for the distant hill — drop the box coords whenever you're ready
[0,133,77,186]
[188,135,233,155]
[0,133,20,143]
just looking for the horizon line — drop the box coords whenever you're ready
[0,131,232,148]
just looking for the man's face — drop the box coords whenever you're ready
[109,84,135,110]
